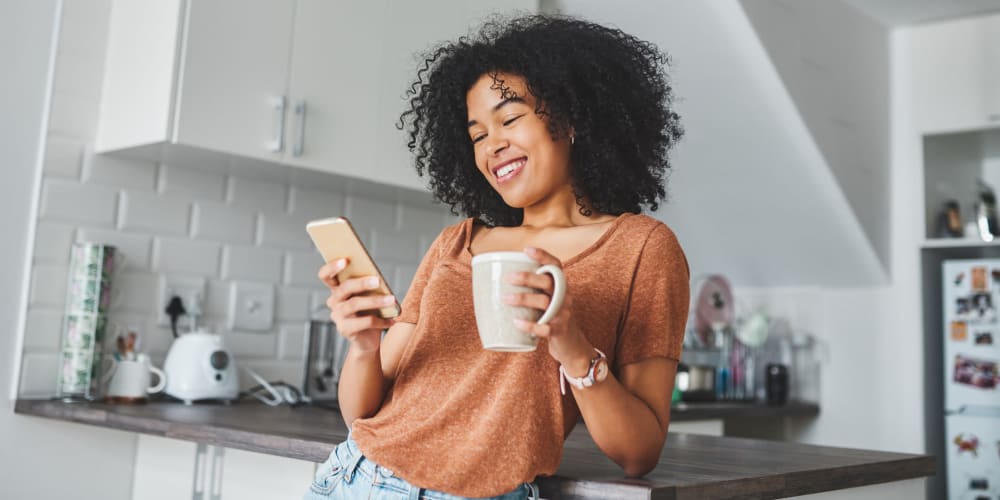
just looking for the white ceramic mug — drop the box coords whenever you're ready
[105,355,166,402]
[471,251,567,352]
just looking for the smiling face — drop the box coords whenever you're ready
[466,72,573,211]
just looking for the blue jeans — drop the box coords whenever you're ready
[303,436,539,500]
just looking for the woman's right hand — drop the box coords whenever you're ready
[317,258,396,352]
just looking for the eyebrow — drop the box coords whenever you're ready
[467,97,527,127]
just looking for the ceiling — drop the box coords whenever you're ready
[841,0,1000,26]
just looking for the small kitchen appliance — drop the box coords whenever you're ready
[163,331,239,405]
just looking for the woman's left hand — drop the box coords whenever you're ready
[504,247,596,371]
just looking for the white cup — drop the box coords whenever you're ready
[105,355,166,402]
[471,251,566,352]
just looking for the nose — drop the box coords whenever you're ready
[485,135,509,157]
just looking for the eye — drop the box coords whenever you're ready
[471,134,486,144]
[503,115,522,126]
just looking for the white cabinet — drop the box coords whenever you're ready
[908,13,1000,134]
[130,434,314,500]
[97,0,295,162]
[97,0,538,192]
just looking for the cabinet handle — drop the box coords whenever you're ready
[270,96,286,153]
[293,100,307,157]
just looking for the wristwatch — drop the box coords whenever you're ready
[559,349,609,395]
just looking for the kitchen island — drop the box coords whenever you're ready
[14,398,931,499]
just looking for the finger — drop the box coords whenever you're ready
[333,275,383,302]
[317,258,349,288]
[524,247,562,267]
[505,271,554,294]
[338,294,397,318]
[503,292,551,312]
[513,318,552,338]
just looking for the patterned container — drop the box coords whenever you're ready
[56,243,120,401]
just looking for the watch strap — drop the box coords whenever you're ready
[559,349,608,395]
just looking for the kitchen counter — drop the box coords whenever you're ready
[15,398,930,499]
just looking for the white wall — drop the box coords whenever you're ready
[551,0,925,455]
[1,1,136,499]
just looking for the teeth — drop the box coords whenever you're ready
[496,160,524,178]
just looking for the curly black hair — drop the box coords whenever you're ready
[398,14,683,227]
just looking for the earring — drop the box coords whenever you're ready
[570,135,575,145]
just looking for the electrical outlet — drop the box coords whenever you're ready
[157,275,207,327]
[228,281,275,332]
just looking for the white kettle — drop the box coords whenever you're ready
[163,331,239,405]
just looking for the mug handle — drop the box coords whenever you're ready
[535,264,566,326]
[147,366,166,394]
[100,357,118,385]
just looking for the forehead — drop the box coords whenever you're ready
[466,72,532,110]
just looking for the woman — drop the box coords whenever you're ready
[307,14,688,500]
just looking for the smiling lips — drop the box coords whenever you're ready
[492,157,526,185]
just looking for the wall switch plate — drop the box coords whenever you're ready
[228,281,275,332]
[157,275,207,326]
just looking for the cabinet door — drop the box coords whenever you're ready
[285,0,386,183]
[131,435,197,500]
[218,447,316,499]
[910,14,1000,134]
[172,0,295,160]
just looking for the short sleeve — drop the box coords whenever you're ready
[615,223,690,369]
[396,223,461,324]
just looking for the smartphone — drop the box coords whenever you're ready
[305,216,400,319]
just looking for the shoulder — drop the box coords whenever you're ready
[620,214,683,253]
[426,218,474,256]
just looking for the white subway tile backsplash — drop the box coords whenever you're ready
[346,196,397,232]
[277,288,313,322]
[29,265,68,309]
[48,90,100,140]
[228,176,287,213]
[285,250,323,287]
[57,0,111,59]
[192,202,255,243]
[257,212,313,250]
[83,152,157,191]
[41,179,118,226]
[278,323,308,361]
[399,205,448,235]
[159,164,226,201]
[395,264,418,298]
[223,330,277,359]
[153,237,220,276]
[23,309,64,351]
[222,245,283,282]
[291,187,344,220]
[77,227,153,271]
[18,353,60,397]
[118,191,190,236]
[43,136,83,179]
[109,272,157,314]
[372,229,421,263]
[33,221,76,264]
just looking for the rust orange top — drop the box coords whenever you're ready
[350,213,690,497]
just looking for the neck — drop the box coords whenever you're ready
[519,185,606,228]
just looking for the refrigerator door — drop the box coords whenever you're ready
[945,413,1000,499]
[943,260,1000,412]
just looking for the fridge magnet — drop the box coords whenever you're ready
[957,297,972,319]
[973,332,994,346]
[954,271,966,287]
[972,266,989,292]
[953,354,999,390]
[951,321,969,342]
[968,477,989,490]
[971,292,997,324]
[954,433,980,456]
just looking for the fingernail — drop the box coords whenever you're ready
[366,277,379,288]
[381,296,395,305]
[502,293,516,304]
[513,318,529,329]
[524,247,537,253]
[335,258,347,268]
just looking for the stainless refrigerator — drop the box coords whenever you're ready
[943,259,1000,500]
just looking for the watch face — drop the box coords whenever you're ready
[595,359,609,382]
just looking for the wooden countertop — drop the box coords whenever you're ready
[14,399,931,500]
